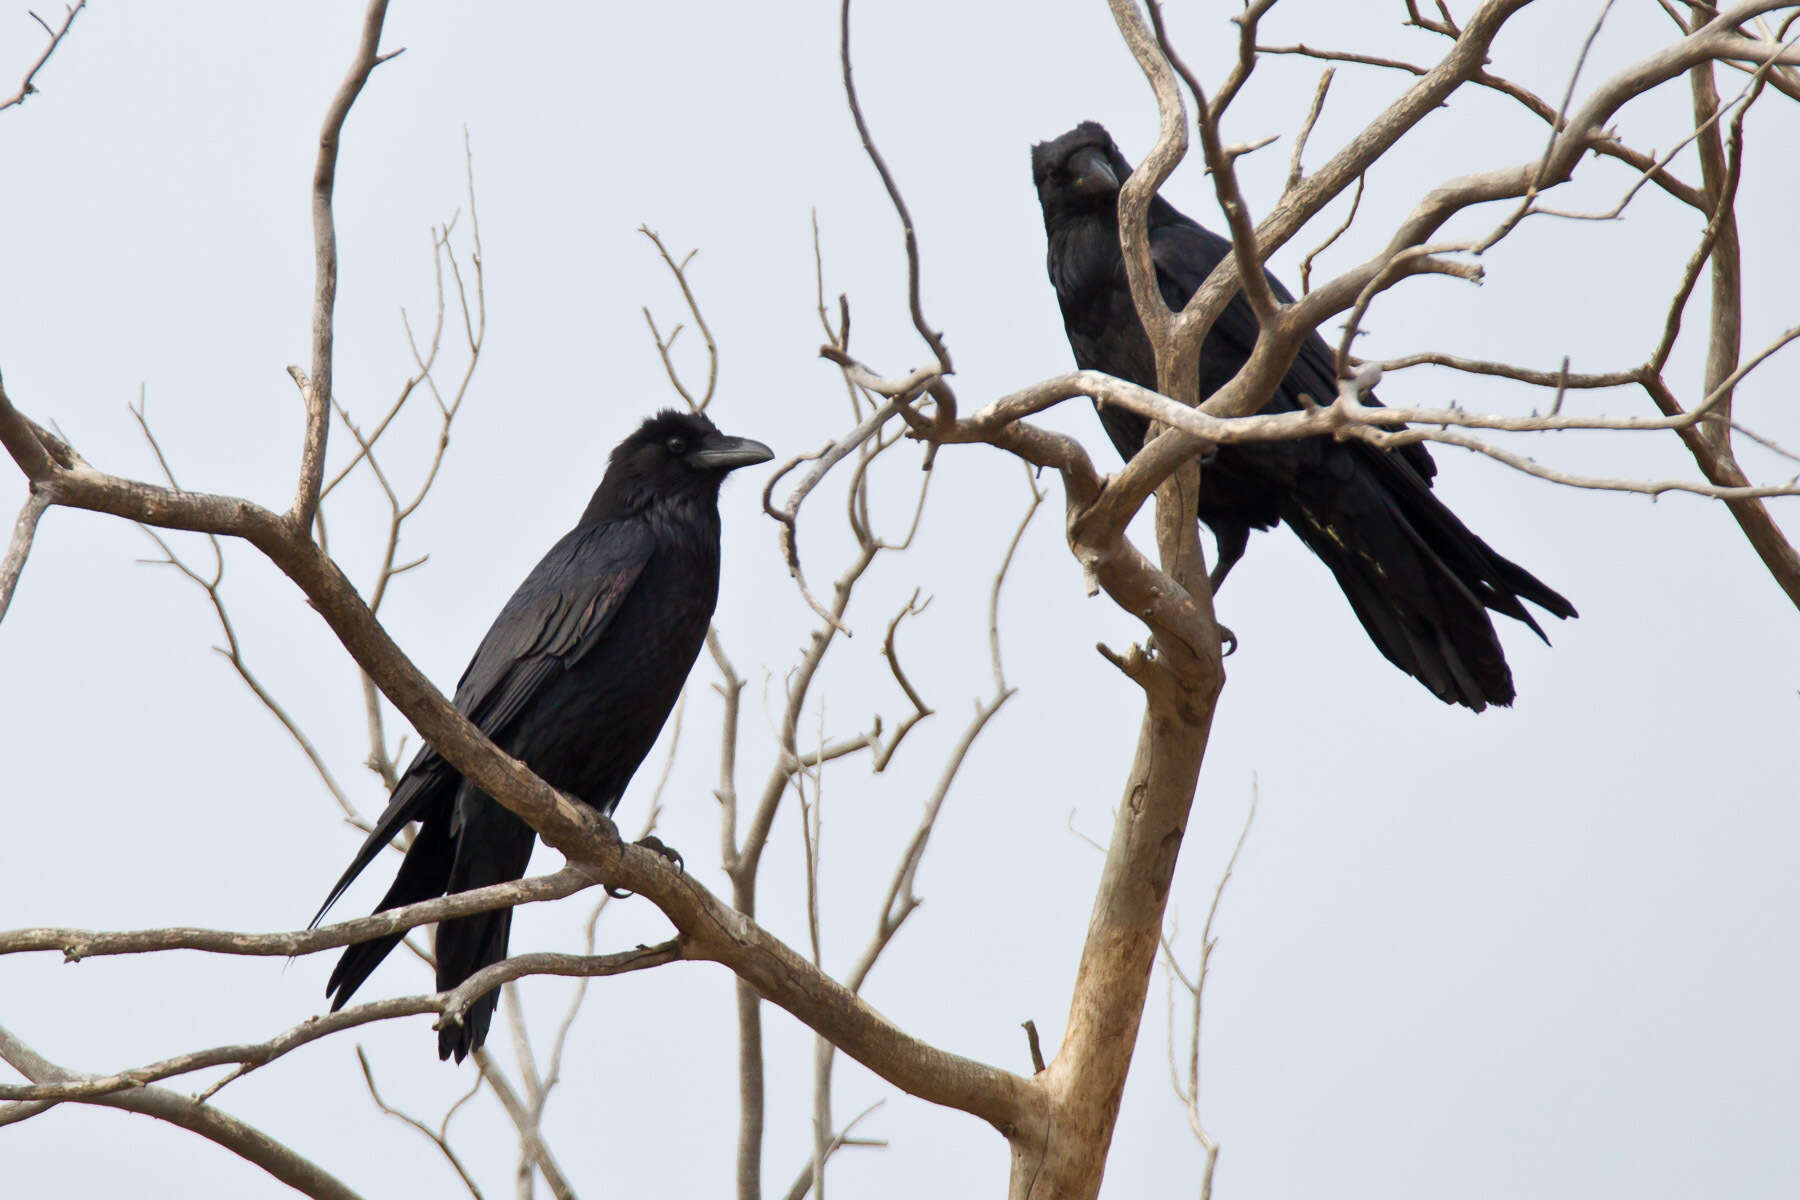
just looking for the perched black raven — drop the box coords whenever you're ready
[1032,121,1574,710]
[313,409,772,1061]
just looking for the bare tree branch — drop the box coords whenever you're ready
[1082,1,1540,532]
[292,0,402,536]
[837,0,951,374]
[640,228,720,413]
[1286,66,1335,192]
[797,460,1041,1196]
[0,865,598,962]
[137,520,359,820]
[0,1024,364,1200]
[0,0,83,113]
[0,942,680,1107]
[356,1047,487,1200]
[501,748,674,1200]
[1298,173,1364,295]
[1162,788,1257,1200]
[863,364,1800,502]
[779,1102,887,1200]
[0,486,47,623]
[1145,0,1281,325]
[472,1049,579,1200]
[763,398,906,631]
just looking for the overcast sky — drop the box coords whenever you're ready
[3,2,1798,1197]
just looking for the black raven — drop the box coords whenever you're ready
[313,409,772,1061]
[1032,121,1575,710]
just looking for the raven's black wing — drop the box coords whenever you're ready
[448,519,656,734]
[311,518,656,925]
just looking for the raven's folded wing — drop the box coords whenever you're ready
[310,517,656,927]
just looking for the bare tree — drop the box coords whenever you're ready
[3,3,1798,1198]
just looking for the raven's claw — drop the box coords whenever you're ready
[637,835,684,873]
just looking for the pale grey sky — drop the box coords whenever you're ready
[2,2,1797,1197]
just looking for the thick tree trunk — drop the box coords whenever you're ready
[1008,463,1224,1198]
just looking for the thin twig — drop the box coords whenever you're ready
[838,0,951,373]
[1299,174,1364,295]
[778,1102,888,1200]
[1286,67,1335,193]
[640,228,720,413]
[1162,786,1257,1200]
[292,0,402,535]
[1021,1021,1047,1074]
[472,1048,580,1200]
[0,0,84,112]
[356,1047,487,1200]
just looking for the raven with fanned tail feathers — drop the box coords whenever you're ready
[1032,122,1573,709]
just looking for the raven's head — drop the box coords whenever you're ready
[590,409,773,516]
[1031,121,1131,225]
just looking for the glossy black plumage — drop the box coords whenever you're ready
[313,409,772,1060]
[1032,121,1575,710]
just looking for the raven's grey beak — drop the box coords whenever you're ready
[1068,146,1119,193]
[688,434,775,471]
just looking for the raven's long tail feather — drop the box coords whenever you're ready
[323,813,455,1012]
[1279,464,1574,711]
[433,797,539,1063]
[311,752,449,931]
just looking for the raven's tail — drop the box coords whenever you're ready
[432,797,539,1063]
[1280,461,1575,711]
[324,813,455,1012]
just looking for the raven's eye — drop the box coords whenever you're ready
[665,436,687,456]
